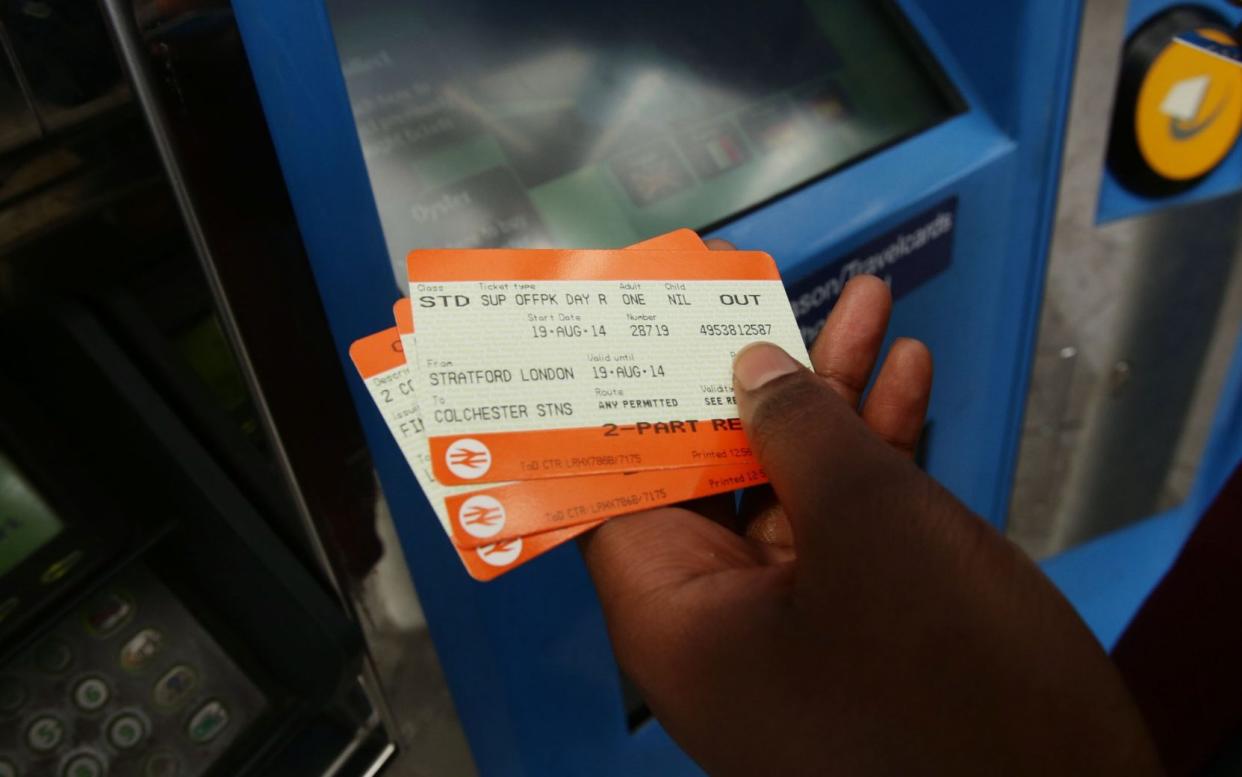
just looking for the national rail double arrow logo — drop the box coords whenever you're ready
[458,495,507,539]
[477,538,523,568]
[445,438,492,479]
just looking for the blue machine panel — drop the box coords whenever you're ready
[786,197,958,342]
[1042,330,1242,649]
[232,1,1085,773]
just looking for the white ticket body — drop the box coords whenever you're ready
[406,248,809,484]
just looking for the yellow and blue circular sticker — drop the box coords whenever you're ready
[1135,29,1242,182]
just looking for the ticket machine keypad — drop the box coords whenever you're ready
[0,567,266,776]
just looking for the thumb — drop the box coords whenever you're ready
[732,342,926,556]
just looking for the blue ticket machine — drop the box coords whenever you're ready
[228,0,1239,773]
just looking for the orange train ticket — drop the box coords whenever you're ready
[350,328,595,578]
[354,320,766,542]
[441,463,763,548]
[405,248,810,485]
[459,525,594,582]
[350,230,775,578]
[394,321,768,547]
[389,231,772,550]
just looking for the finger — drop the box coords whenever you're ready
[738,485,795,548]
[736,278,890,550]
[705,238,735,251]
[578,507,771,619]
[738,339,932,543]
[732,342,921,556]
[861,338,933,459]
[809,276,892,408]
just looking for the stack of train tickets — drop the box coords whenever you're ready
[350,229,809,580]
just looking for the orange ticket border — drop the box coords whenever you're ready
[429,423,755,486]
[407,247,776,283]
[458,522,593,581]
[349,327,408,379]
[445,461,764,549]
[393,229,708,339]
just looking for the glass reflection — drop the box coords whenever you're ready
[326,0,954,283]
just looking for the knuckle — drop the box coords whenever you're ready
[816,365,865,400]
[881,432,920,458]
[746,373,834,456]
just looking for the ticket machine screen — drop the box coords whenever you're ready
[325,0,956,281]
[0,450,64,576]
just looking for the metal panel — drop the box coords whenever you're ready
[1009,0,1242,558]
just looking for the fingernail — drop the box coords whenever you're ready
[733,342,800,391]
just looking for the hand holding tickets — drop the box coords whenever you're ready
[349,229,810,580]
